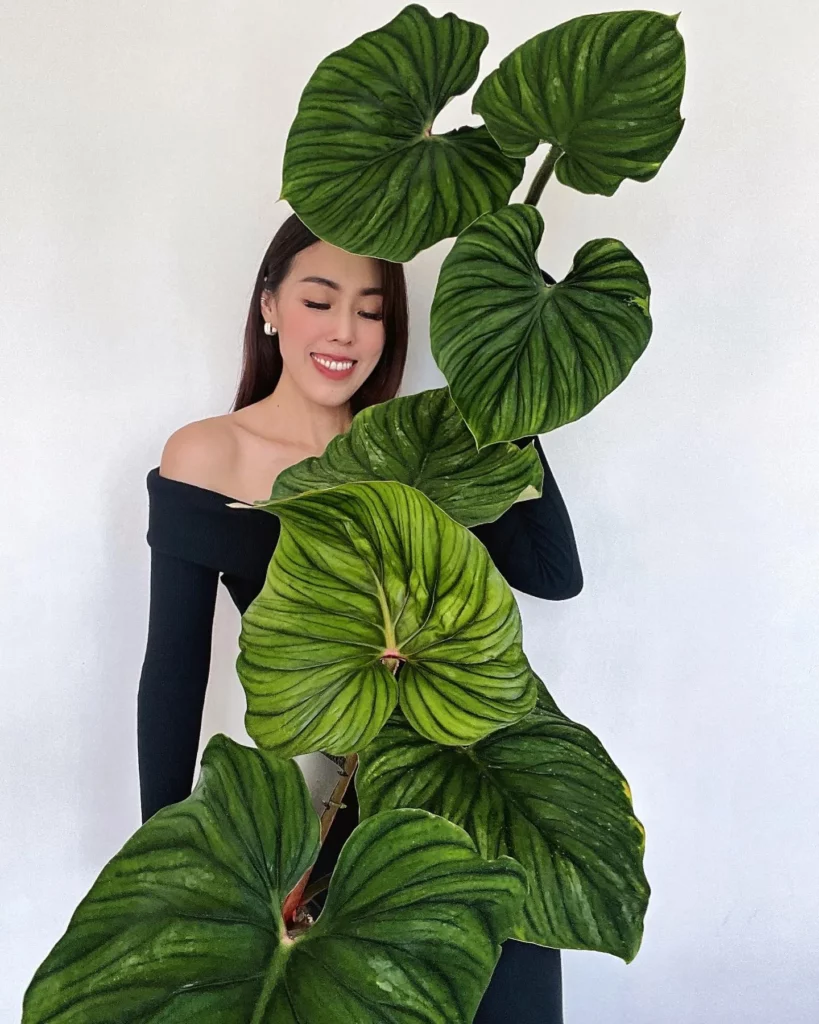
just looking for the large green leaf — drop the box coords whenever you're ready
[276,808,527,1022]
[237,480,538,758]
[23,735,319,1022]
[430,203,652,447]
[24,735,527,1023]
[472,11,686,195]
[279,4,524,261]
[357,692,649,962]
[259,387,542,528]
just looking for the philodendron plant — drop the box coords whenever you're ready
[24,6,685,1022]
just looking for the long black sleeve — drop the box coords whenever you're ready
[470,435,583,601]
[136,548,218,822]
[136,468,281,825]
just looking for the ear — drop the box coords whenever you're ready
[260,289,277,327]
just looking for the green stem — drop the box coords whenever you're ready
[250,941,294,1024]
[524,144,561,207]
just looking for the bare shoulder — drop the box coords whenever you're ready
[159,415,240,493]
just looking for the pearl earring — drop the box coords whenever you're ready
[264,322,278,337]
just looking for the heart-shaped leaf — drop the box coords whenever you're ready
[23,735,320,1022]
[430,203,652,447]
[278,807,527,1022]
[24,735,527,1023]
[472,11,686,195]
[357,692,649,961]
[263,387,542,528]
[237,480,538,757]
[280,3,524,261]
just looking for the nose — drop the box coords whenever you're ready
[330,305,357,346]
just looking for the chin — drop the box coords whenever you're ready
[307,382,359,406]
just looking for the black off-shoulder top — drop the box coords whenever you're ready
[137,434,582,822]
[136,433,577,1023]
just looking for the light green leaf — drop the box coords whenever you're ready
[280,3,524,261]
[357,694,650,961]
[24,736,527,1023]
[238,480,538,757]
[264,387,542,528]
[472,10,686,195]
[430,203,652,447]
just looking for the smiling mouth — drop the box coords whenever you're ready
[310,353,357,372]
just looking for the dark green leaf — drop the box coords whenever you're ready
[265,387,543,528]
[473,11,686,195]
[280,4,524,261]
[430,203,651,446]
[357,694,649,961]
[24,736,527,1023]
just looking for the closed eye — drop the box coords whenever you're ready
[304,300,382,321]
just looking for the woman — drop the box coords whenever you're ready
[137,211,582,1023]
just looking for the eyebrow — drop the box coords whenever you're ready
[299,275,383,297]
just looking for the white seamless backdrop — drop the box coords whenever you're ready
[2,1,817,1021]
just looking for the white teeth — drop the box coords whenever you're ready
[312,354,354,371]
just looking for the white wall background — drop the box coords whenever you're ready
[2,1,817,1020]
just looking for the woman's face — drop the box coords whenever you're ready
[261,240,386,407]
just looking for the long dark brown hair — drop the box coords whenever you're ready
[232,213,409,414]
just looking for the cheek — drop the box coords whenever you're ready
[363,324,387,361]
[285,305,322,342]
[278,306,323,362]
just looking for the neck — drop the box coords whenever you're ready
[251,364,354,452]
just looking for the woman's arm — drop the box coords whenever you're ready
[469,435,583,601]
[136,547,219,822]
